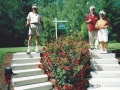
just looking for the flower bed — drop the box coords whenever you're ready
[40,33,91,90]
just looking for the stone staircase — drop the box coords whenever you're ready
[11,52,53,90]
[87,49,120,90]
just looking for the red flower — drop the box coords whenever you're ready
[79,71,83,77]
[74,57,79,61]
[65,54,70,60]
[74,61,79,65]
[68,40,71,44]
[86,64,90,69]
[48,63,51,67]
[46,59,52,63]
[72,75,75,79]
[67,66,71,70]
[55,85,61,90]
[46,71,50,77]
[64,66,72,71]
[38,64,41,68]
[64,67,67,71]
[59,52,64,56]
[40,59,42,63]
[59,65,63,68]
[58,44,62,47]
[55,80,58,85]
[65,84,69,90]
[72,48,75,50]
[42,47,46,51]
[43,66,47,69]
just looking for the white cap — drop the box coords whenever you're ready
[99,10,106,15]
[32,4,38,8]
[90,6,95,11]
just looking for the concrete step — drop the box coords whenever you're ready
[12,74,48,87]
[11,62,40,70]
[91,71,120,78]
[87,87,120,90]
[90,58,118,64]
[91,64,120,71]
[14,82,53,90]
[93,53,115,59]
[89,49,112,54]
[12,57,41,64]
[12,68,44,78]
[13,52,40,58]
[89,78,120,87]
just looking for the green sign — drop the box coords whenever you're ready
[57,23,66,33]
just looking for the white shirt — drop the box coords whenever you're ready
[27,12,43,24]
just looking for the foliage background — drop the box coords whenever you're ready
[0,0,120,47]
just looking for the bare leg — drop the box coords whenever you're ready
[28,35,33,46]
[36,36,39,46]
[35,36,39,52]
[104,42,108,53]
[100,41,105,53]
[27,35,33,53]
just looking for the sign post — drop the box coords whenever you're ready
[53,18,67,39]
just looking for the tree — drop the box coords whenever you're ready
[0,0,38,47]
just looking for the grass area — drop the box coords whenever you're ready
[108,43,120,50]
[0,46,43,66]
[0,43,119,66]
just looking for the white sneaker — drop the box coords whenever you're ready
[26,49,31,54]
[95,45,99,50]
[104,50,107,54]
[100,50,104,54]
[35,49,39,53]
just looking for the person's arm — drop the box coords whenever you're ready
[40,16,44,31]
[104,19,110,29]
[26,12,30,27]
[95,21,99,29]
[26,19,30,27]
[40,20,44,31]
[86,20,92,23]
[85,14,91,24]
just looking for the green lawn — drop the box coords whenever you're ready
[108,43,120,50]
[0,43,120,66]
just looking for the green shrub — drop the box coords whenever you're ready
[40,31,91,89]
[81,23,88,41]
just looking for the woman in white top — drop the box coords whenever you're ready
[26,4,44,54]
[95,10,110,54]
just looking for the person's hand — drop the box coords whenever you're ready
[25,23,29,27]
[89,19,92,22]
[95,24,99,29]
[104,25,109,29]
[86,19,92,23]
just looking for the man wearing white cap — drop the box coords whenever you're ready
[86,6,99,50]
[95,10,110,53]
[26,4,44,54]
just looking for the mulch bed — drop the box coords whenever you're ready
[0,54,14,90]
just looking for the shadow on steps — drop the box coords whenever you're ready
[112,50,120,64]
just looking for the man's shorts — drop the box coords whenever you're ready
[28,23,41,36]
[98,29,108,42]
